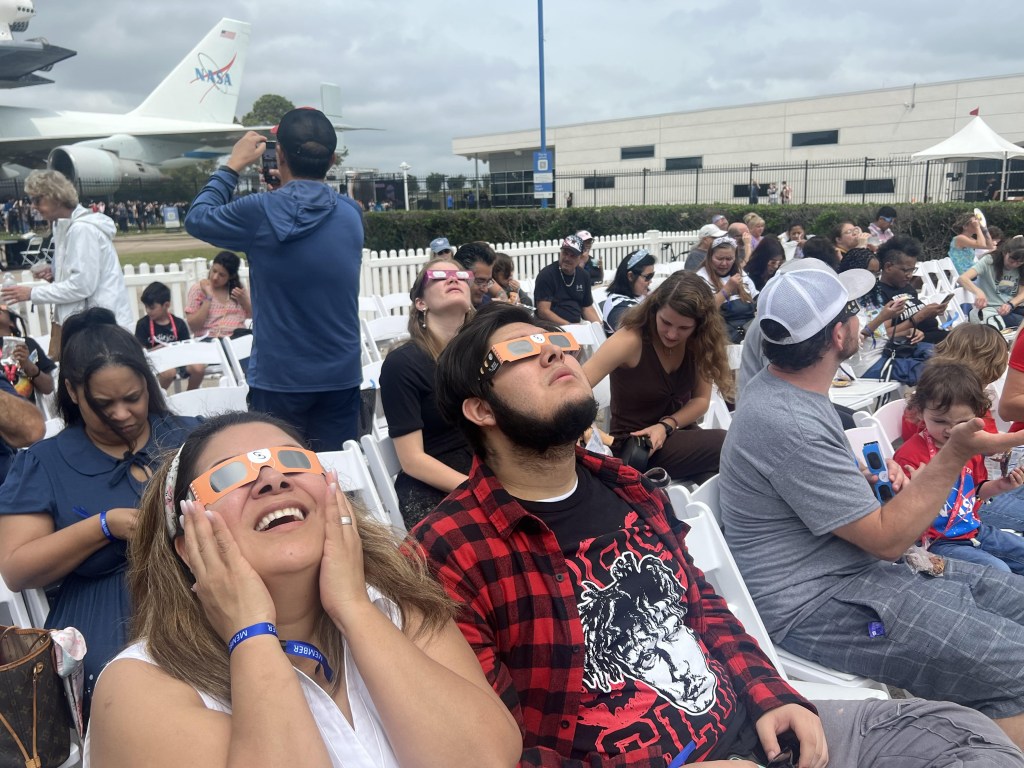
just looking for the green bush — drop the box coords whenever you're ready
[363,202,1024,260]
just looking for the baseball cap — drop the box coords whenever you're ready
[430,237,453,254]
[561,235,584,255]
[711,214,727,225]
[575,230,594,242]
[273,107,337,157]
[698,224,727,240]
[759,259,875,345]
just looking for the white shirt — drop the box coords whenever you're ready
[83,589,402,768]
[696,266,759,298]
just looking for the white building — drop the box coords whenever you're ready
[453,73,1024,207]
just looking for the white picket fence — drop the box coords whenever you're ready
[6,229,699,338]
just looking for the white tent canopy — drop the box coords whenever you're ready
[912,117,1024,199]
[911,117,1024,162]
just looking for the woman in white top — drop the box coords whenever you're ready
[0,170,133,330]
[696,236,757,342]
[86,411,520,768]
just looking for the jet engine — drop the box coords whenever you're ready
[48,146,163,196]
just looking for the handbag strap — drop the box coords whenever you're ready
[0,659,44,768]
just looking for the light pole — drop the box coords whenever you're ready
[399,162,411,211]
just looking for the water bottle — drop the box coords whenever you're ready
[2,272,20,311]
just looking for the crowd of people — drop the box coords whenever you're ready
[1,107,1024,766]
[3,197,191,236]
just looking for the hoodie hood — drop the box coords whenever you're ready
[259,180,340,243]
[70,205,116,241]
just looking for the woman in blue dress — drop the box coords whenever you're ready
[949,211,995,276]
[0,308,199,718]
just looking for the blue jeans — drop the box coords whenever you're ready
[929,524,1024,574]
[979,485,1024,532]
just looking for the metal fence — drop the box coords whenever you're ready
[4,153,1022,210]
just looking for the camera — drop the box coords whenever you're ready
[261,140,278,185]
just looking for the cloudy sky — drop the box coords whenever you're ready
[6,0,1022,176]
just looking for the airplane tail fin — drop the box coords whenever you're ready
[321,83,343,125]
[131,18,250,124]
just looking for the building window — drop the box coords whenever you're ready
[583,175,616,190]
[791,130,839,147]
[620,145,655,160]
[665,156,703,171]
[845,179,896,195]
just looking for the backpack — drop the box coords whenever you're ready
[862,339,935,385]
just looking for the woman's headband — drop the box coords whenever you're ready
[626,249,650,270]
[711,236,737,249]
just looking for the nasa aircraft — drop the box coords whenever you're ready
[0,18,358,193]
[0,0,77,88]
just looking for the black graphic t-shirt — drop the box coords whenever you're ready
[520,470,740,763]
[533,262,594,324]
[134,315,191,349]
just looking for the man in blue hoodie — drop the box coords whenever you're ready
[185,109,364,449]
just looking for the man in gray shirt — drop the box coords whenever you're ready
[683,223,726,271]
[720,265,1024,750]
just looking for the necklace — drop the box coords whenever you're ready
[560,269,576,288]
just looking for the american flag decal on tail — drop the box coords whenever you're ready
[220,29,236,39]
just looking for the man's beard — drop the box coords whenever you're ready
[488,389,598,454]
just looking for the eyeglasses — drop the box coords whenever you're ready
[840,300,861,321]
[480,332,580,380]
[425,269,471,282]
[189,446,324,507]
[638,272,655,281]
[473,277,493,288]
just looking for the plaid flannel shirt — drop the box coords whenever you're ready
[411,447,811,767]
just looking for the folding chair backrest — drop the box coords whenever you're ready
[690,473,722,526]
[359,295,386,320]
[319,443,393,530]
[0,578,33,628]
[168,385,249,418]
[845,425,894,461]
[359,318,382,365]
[43,417,64,438]
[700,389,732,431]
[359,434,405,532]
[854,397,906,453]
[565,322,610,413]
[674,505,785,673]
[146,340,235,387]
[379,292,409,315]
[360,361,388,438]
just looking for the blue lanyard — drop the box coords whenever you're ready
[282,639,335,683]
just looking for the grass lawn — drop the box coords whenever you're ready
[119,248,220,268]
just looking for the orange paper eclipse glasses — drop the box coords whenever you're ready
[479,332,580,379]
[189,446,324,506]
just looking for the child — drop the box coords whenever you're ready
[134,281,198,390]
[894,359,1024,573]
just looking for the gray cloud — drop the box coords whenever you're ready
[4,0,1022,176]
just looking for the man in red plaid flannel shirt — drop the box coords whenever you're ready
[410,303,1024,768]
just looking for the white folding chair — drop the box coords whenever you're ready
[565,321,610,419]
[43,417,64,438]
[364,315,409,356]
[699,388,732,431]
[22,588,50,628]
[359,434,405,533]
[358,295,386,320]
[853,397,906,455]
[168,385,249,418]
[360,361,388,438]
[145,340,236,389]
[318,443,394,531]
[219,335,253,386]
[378,292,409,316]
[689,473,722,525]
[0,579,33,628]
[845,424,894,461]
[359,318,382,365]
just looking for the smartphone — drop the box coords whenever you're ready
[862,442,894,503]
[261,140,278,185]
[939,292,955,306]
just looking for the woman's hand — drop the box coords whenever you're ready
[507,278,521,293]
[103,507,139,540]
[231,286,249,304]
[725,273,744,294]
[319,472,372,631]
[855,228,870,248]
[999,302,1013,316]
[11,345,38,378]
[181,499,275,643]
[631,424,668,453]
[974,294,989,310]
[878,297,908,322]
[199,279,213,298]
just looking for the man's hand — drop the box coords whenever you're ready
[947,418,1024,464]
[226,130,268,174]
[860,458,908,495]
[755,704,828,768]
[0,284,32,303]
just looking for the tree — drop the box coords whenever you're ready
[448,175,466,192]
[425,173,446,194]
[241,94,295,126]
[406,175,420,193]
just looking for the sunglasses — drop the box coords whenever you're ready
[480,332,580,379]
[189,446,324,507]
[840,299,861,320]
[426,269,471,282]
[638,272,655,281]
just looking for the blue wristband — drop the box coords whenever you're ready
[99,511,118,544]
[227,622,278,655]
